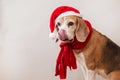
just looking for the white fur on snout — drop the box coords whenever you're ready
[58,21,75,40]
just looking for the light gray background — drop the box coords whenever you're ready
[0,0,120,80]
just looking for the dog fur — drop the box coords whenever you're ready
[55,16,120,80]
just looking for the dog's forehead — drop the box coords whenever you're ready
[57,16,77,23]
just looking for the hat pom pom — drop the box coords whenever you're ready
[49,33,57,40]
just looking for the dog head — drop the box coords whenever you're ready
[51,16,90,43]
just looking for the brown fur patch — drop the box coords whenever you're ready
[101,38,120,74]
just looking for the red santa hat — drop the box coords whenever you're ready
[49,6,82,41]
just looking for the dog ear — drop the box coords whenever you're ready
[75,17,90,42]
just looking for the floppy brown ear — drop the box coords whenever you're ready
[75,17,90,42]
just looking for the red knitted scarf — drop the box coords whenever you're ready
[55,20,92,79]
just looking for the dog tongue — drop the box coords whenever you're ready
[58,30,68,41]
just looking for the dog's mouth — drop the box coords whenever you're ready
[58,30,73,42]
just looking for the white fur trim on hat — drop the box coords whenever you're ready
[56,11,82,22]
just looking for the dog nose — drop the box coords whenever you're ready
[58,29,66,34]
[58,29,68,41]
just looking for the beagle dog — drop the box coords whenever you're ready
[54,16,120,80]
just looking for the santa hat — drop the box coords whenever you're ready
[49,6,82,41]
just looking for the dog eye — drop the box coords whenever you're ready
[57,22,61,26]
[68,22,74,26]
